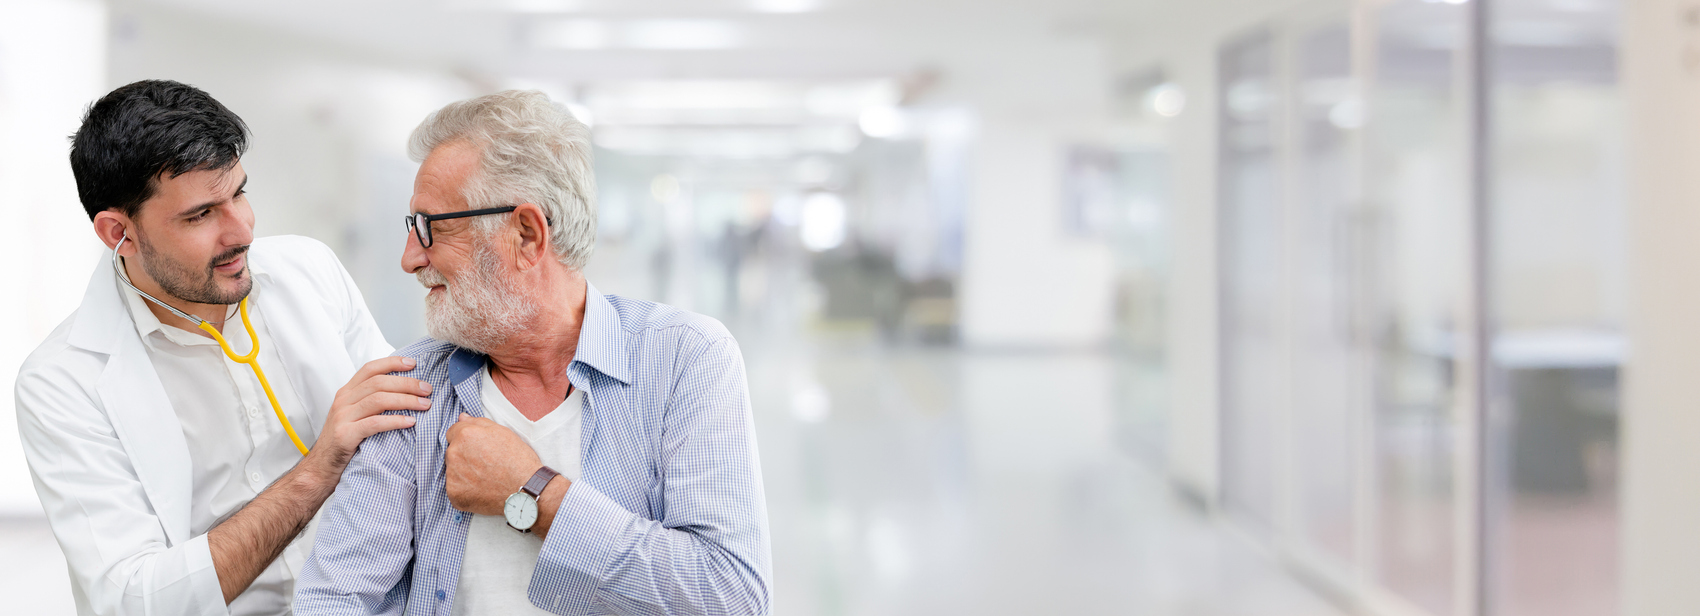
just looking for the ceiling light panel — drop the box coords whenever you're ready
[592,125,860,157]
[531,18,745,50]
[581,79,900,126]
[441,0,585,12]
[444,0,822,13]
[748,0,823,14]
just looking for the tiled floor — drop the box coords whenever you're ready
[0,326,1343,616]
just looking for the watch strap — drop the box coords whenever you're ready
[521,466,559,498]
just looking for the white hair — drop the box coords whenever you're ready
[408,90,597,269]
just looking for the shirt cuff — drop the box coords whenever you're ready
[177,532,231,616]
[528,481,631,614]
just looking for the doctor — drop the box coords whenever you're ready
[14,80,428,615]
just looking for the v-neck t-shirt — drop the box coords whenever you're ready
[451,366,584,615]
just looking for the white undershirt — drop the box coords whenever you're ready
[117,267,319,616]
[452,366,584,616]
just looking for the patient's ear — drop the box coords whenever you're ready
[512,203,550,269]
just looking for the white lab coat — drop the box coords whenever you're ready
[14,235,394,616]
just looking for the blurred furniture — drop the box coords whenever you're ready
[1497,331,1622,494]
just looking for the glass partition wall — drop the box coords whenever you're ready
[1290,20,1362,576]
[1219,29,1283,534]
[1213,1,1623,615]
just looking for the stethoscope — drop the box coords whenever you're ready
[112,235,310,456]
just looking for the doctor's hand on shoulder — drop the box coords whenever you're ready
[302,355,434,480]
[207,355,432,603]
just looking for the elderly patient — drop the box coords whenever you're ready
[293,91,772,616]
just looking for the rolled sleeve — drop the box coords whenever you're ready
[173,533,225,609]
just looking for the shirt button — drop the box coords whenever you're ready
[436,589,446,601]
[250,472,262,483]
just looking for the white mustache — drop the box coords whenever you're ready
[417,267,448,288]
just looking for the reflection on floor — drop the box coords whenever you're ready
[0,328,1342,616]
[744,326,1341,616]
[1503,493,1619,616]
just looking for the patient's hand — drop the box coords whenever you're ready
[444,413,541,515]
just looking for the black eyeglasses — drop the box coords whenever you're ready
[404,206,520,249]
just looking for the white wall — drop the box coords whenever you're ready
[958,116,1117,348]
[953,39,1119,349]
[0,0,109,516]
[106,1,476,345]
[1620,1,1700,612]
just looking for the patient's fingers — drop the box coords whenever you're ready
[445,413,479,443]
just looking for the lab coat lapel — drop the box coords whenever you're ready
[69,259,194,546]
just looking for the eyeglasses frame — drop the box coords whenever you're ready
[406,206,553,249]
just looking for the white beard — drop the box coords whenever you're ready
[418,244,538,354]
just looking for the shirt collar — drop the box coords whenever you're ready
[117,274,172,341]
[575,280,632,385]
[446,279,631,387]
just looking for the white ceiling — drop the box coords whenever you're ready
[122,0,1152,85]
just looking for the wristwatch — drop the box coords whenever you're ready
[504,466,560,533]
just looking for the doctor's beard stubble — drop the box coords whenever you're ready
[416,243,538,355]
[137,234,252,305]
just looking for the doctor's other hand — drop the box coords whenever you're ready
[304,356,431,479]
[444,413,543,516]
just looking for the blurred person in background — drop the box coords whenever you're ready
[13,79,430,615]
[294,90,772,616]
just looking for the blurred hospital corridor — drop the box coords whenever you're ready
[10,0,1700,614]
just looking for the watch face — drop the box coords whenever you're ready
[505,492,539,530]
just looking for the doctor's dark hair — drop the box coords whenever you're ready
[69,79,249,221]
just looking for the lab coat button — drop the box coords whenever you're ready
[247,406,258,418]
[250,472,262,483]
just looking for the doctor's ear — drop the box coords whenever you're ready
[92,211,135,254]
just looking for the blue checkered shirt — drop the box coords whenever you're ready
[293,283,772,615]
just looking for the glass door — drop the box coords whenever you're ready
[1487,0,1624,614]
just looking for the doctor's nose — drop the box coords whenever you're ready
[224,209,255,248]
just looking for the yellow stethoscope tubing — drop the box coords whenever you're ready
[112,236,310,456]
[198,300,309,456]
